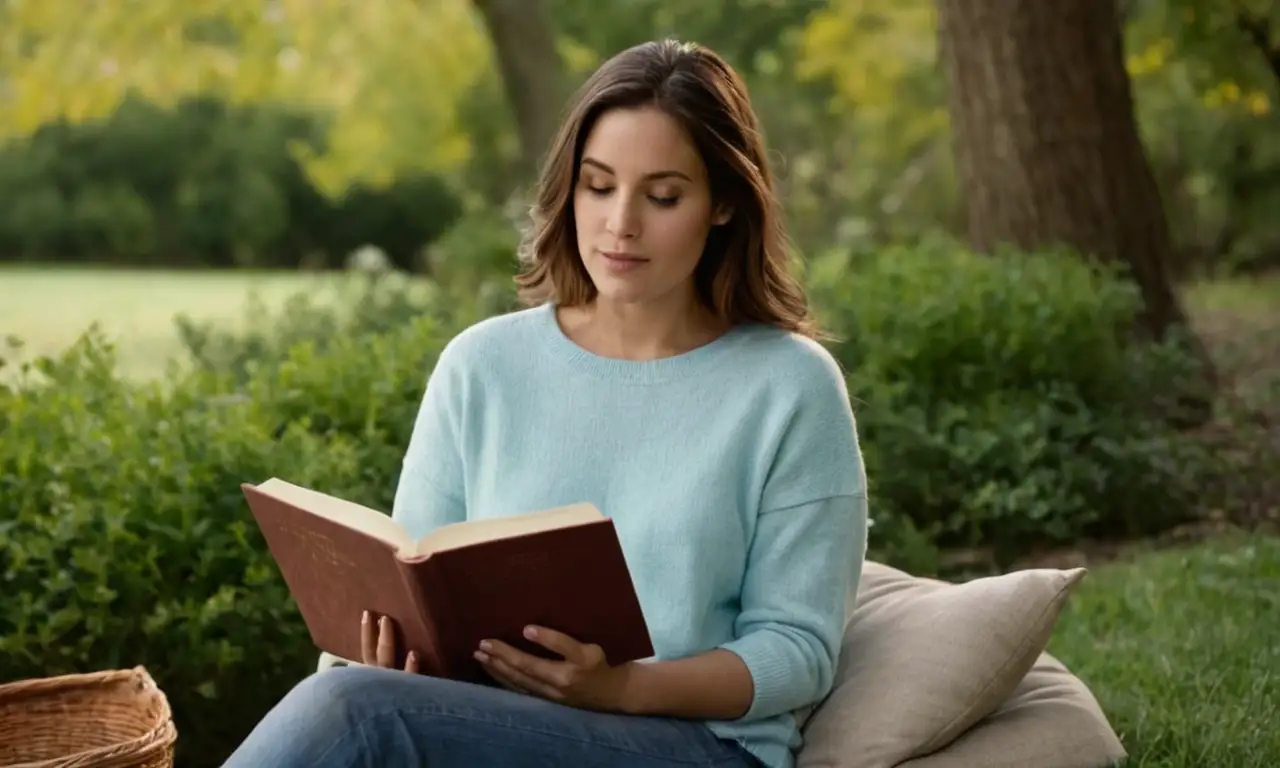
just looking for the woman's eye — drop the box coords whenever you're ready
[582,183,677,208]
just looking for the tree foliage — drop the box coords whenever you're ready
[0,0,491,194]
[795,0,954,244]
[1141,0,1280,99]
[0,0,1277,272]
[0,96,463,268]
[1124,0,1280,272]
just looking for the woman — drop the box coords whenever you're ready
[224,38,867,768]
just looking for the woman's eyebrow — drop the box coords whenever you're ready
[582,157,692,182]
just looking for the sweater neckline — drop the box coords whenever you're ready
[535,302,750,384]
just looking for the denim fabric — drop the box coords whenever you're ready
[222,666,765,767]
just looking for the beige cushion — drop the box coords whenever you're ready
[897,651,1126,767]
[797,561,1087,768]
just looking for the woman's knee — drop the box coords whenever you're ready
[295,665,399,708]
[274,666,395,730]
[224,667,407,767]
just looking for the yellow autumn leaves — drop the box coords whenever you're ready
[1201,81,1271,115]
[0,0,492,194]
[1126,36,1270,117]
[798,0,938,112]
[0,0,1271,197]
[1126,37,1176,77]
[796,0,949,165]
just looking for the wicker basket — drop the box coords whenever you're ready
[0,666,176,768]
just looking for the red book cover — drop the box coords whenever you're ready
[241,479,654,681]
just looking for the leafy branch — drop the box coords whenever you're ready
[1235,10,1280,85]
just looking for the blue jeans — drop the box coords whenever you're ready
[222,666,764,767]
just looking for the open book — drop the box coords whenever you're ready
[241,479,654,682]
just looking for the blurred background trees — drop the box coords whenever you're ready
[0,0,1272,280]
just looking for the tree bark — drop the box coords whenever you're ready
[937,0,1185,333]
[471,0,567,180]
[935,0,1215,422]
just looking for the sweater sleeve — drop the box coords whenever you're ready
[718,493,867,722]
[391,344,468,538]
[718,342,869,722]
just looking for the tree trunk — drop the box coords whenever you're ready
[471,0,567,180]
[936,0,1215,420]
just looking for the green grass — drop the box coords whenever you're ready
[0,265,391,381]
[1049,533,1280,767]
[1183,270,1280,322]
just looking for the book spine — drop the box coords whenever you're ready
[416,555,471,681]
[394,556,452,677]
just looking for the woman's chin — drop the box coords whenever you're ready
[588,272,652,303]
[584,264,696,309]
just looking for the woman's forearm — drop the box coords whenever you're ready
[616,649,754,720]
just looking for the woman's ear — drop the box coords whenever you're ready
[712,202,734,226]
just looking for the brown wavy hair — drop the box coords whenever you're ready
[513,39,821,339]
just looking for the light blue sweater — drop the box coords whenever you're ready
[390,302,868,768]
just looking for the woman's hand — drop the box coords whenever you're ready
[361,610,420,673]
[475,625,635,712]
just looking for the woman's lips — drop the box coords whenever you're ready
[601,251,649,272]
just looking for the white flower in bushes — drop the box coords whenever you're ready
[345,244,392,273]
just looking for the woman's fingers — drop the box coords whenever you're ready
[377,615,396,667]
[360,610,377,665]
[360,611,397,668]
[360,610,418,672]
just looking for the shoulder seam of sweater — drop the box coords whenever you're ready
[759,490,866,517]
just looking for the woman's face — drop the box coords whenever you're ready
[572,105,732,308]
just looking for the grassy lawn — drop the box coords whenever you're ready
[0,265,371,381]
[1183,271,1280,321]
[0,266,321,379]
[1187,273,1280,420]
[0,265,374,380]
[1049,533,1280,768]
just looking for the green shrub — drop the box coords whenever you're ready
[0,94,464,269]
[425,204,522,321]
[172,205,525,385]
[807,240,1217,571]
[0,316,453,767]
[174,271,444,384]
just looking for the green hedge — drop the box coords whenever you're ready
[0,95,463,270]
[0,316,452,767]
[0,242,1219,763]
[808,240,1214,570]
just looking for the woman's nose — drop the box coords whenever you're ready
[605,197,639,240]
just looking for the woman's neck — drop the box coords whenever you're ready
[558,294,729,362]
